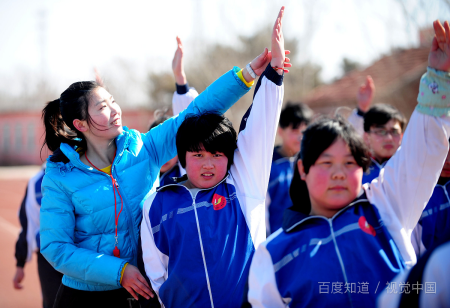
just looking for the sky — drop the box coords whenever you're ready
[0,0,449,106]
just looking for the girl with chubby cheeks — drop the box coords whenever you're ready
[247,19,450,308]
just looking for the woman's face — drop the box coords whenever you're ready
[300,138,363,218]
[85,87,123,140]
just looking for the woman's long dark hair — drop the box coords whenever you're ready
[41,81,101,155]
[289,116,371,214]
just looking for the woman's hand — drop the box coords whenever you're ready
[356,75,375,113]
[429,20,450,72]
[121,264,154,301]
[172,36,187,85]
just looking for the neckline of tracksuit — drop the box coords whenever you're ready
[282,189,366,233]
[370,157,387,169]
[436,180,450,201]
[56,129,139,263]
[155,172,230,308]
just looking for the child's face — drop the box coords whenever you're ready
[184,149,228,189]
[278,123,307,155]
[364,119,403,162]
[299,138,363,218]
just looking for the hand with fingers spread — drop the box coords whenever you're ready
[121,264,154,301]
[430,20,450,72]
[172,36,187,85]
[243,6,291,82]
[356,75,375,113]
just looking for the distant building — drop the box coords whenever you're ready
[302,28,433,120]
[0,109,155,165]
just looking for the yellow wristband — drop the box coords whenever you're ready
[237,69,255,88]
[120,263,128,285]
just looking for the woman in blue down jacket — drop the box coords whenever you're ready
[39,57,265,307]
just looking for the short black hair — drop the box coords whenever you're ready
[176,112,237,170]
[279,102,313,129]
[363,104,406,132]
[289,116,371,214]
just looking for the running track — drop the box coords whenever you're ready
[0,166,43,308]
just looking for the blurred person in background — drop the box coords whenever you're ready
[266,103,313,235]
[13,164,63,308]
[347,76,406,184]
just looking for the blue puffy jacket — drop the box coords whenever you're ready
[40,67,250,291]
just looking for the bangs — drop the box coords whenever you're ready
[177,112,237,169]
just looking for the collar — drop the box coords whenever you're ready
[57,127,131,171]
[282,189,367,233]
[370,157,388,168]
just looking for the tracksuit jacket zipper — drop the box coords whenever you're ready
[158,175,230,308]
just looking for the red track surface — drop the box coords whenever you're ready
[0,166,44,308]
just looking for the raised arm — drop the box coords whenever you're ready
[143,66,250,171]
[171,36,199,116]
[347,75,375,137]
[230,7,288,247]
[366,20,450,264]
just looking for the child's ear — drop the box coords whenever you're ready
[73,119,88,132]
[297,159,306,180]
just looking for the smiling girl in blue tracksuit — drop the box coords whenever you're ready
[39,57,259,306]
[247,21,450,308]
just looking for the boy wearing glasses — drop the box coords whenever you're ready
[348,76,406,184]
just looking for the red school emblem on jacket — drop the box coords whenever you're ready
[358,216,376,236]
[212,193,227,210]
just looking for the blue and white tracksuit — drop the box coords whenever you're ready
[40,68,250,292]
[266,149,294,234]
[15,166,45,267]
[247,68,450,308]
[411,179,450,256]
[141,65,284,308]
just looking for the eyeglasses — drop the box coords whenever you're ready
[369,128,402,137]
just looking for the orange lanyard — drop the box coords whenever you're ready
[85,150,123,258]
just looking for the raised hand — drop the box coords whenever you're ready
[356,75,375,113]
[121,264,154,301]
[243,6,291,81]
[271,6,288,75]
[172,36,187,85]
[429,20,450,72]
